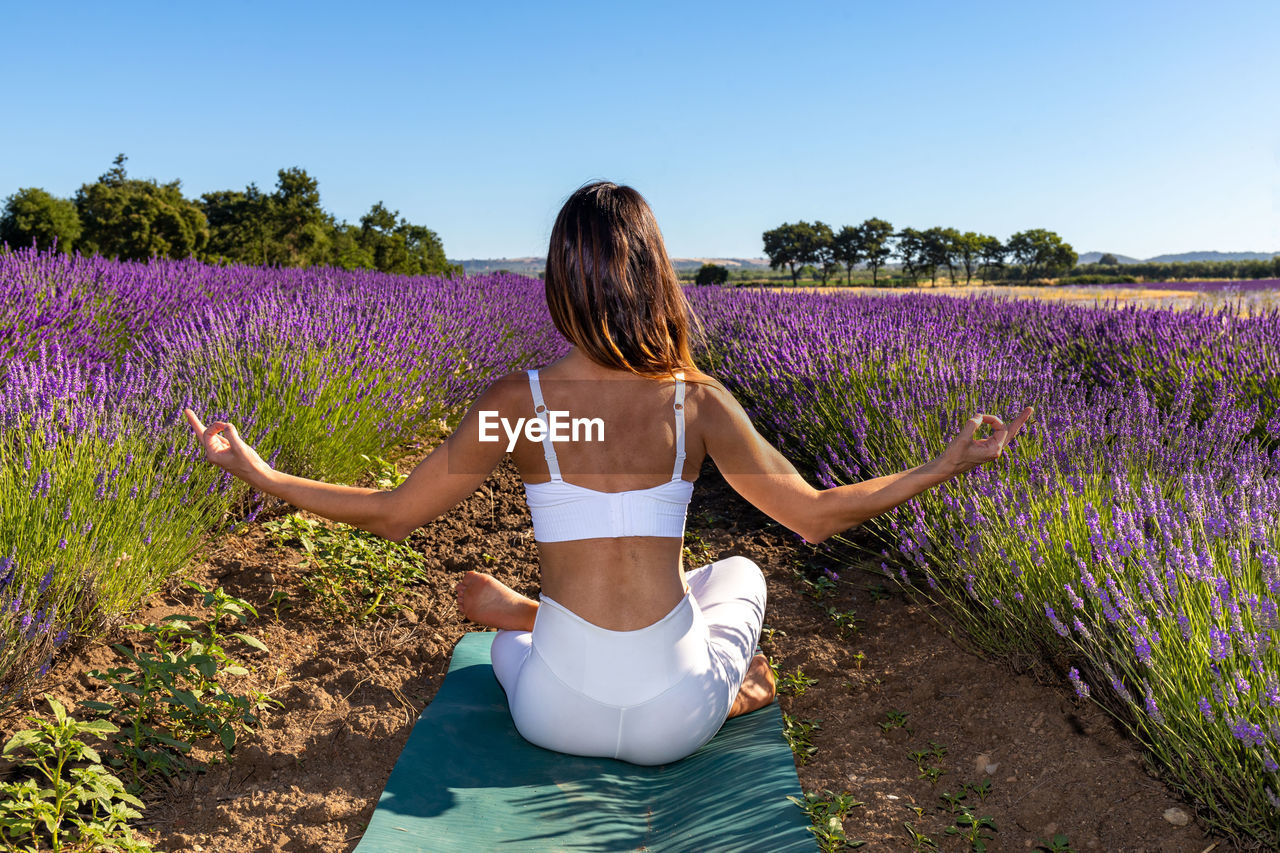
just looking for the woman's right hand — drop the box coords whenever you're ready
[935,406,1034,478]
[184,408,271,485]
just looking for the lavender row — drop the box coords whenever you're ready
[1,251,562,709]
[687,286,1280,843]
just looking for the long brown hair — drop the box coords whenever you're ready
[545,181,718,387]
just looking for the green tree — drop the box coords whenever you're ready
[854,218,895,286]
[328,223,376,270]
[763,221,818,286]
[397,221,457,276]
[201,168,335,268]
[1006,228,1077,284]
[810,221,837,285]
[268,167,333,267]
[0,187,82,253]
[200,185,270,265]
[976,235,1005,283]
[74,154,209,261]
[1099,252,1119,266]
[357,202,459,276]
[895,227,928,285]
[694,263,730,285]
[833,225,862,286]
[922,226,960,285]
[952,231,988,286]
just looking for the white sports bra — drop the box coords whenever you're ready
[522,368,695,543]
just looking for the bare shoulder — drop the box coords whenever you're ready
[471,369,534,413]
[685,373,745,424]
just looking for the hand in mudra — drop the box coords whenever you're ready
[184,408,269,482]
[938,406,1034,476]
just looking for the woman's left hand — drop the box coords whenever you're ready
[184,408,271,483]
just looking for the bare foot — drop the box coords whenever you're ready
[727,654,776,718]
[454,571,538,631]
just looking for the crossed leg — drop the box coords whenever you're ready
[454,565,776,717]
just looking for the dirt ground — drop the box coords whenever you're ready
[1,429,1242,852]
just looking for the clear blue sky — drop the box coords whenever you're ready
[3,0,1278,260]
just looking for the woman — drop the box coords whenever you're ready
[185,181,1032,766]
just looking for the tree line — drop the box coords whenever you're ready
[762,220,1078,286]
[0,155,461,276]
[1080,254,1280,283]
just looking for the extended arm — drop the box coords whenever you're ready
[701,384,1031,544]
[184,375,517,543]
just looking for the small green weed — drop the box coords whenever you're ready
[80,583,276,790]
[262,511,426,622]
[1034,834,1076,852]
[936,790,997,851]
[908,741,948,786]
[867,584,891,602]
[794,566,840,601]
[878,709,910,734]
[902,821,939,851]
[824,606,862,636]
[777,668,817,697]
[781,712,821,765]
[682,530,714,566]
[0,696,153,852]
[938,789,967,813]
[361,454,408,489]
[965,778,992,802]
[946,810,998,852]
[786,789,865,851]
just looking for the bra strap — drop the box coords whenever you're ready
[671,370,686,481]
[527,369,562,481]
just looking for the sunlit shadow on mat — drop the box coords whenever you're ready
[353,631,816,852]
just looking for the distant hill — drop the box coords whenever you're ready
[1080,250,1278,265]
[452,257,546,276]
[450,257,774,276]
[1078,252,1143,265]
[669,257,773,271]
[1144,250,1279,263]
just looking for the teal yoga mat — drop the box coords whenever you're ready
[353,631,817,852]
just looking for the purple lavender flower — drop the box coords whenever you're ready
[1044,603,1069,638]
[1068,667,1090,698]
[1143,684,1166,726]
[1209,626,1232,661]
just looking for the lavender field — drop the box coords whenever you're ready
[0,246,564,709]
[4,248,1280,844]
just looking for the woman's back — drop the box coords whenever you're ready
[506,348,707,631]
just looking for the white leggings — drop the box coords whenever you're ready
[490,555,768,766]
